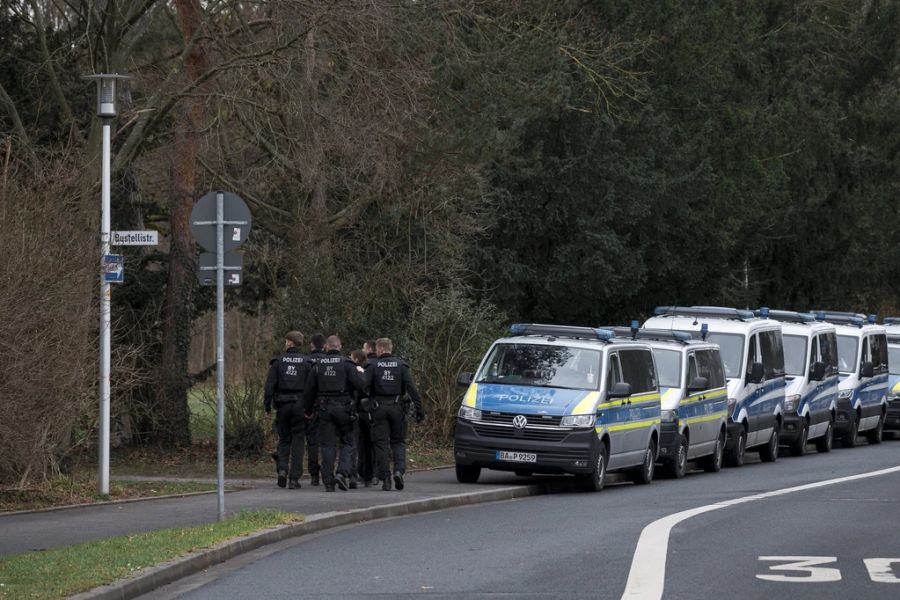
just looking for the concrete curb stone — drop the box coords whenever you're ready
[69,483,553,600]
[0,490,231,519]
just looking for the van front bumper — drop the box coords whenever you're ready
[453,420,597,475]
[781,413,803,443]
[886,398,900,432]
[834,397,854,435]
[657,422,679,462]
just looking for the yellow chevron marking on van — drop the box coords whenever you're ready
[598,398,625,409]
[893,380,900,395]
[608,418,662,432]
[571,391,601,415]
[630,392,661,403]
[681,387,728,405]
[661,389,679,402]
[464,383,478,407]
[680,411,728,426]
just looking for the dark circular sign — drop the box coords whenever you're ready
[189,191,252,252]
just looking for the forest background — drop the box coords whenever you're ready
[1,0,897,485]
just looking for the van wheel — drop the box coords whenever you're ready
[664,435,688,479]
[455,464,481,484]
[726,427,746,467]
[865,415,884,445]
[759,425,780,463]
[815,420,834,453]
[577,444,608,492]
[631,440,656,485]
[701,429,725,473]
[842,412,859,448]
[789,420,809,456]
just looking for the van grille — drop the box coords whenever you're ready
[480,412,562,427]
[472,423,571,442]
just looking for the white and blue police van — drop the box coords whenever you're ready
[454,323,661,492]
[761,310,839,455]
[883,318,900,437]
[644,306,785,466]
[632,326,729,477]
[816,312,889,446]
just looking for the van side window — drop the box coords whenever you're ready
[861,337,871,371]
[618,349,656,393]
[870,334,888,374]
[808,336,820,371]
[759,330,785,379]
[746,334,759,380]
[698,350,726,388]
[606,354,622,387]
[687,353,699,384]
[823,332,838,374]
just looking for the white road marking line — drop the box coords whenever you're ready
[620,465,900,599]
[864,559,900,583]
[755,556,841,582]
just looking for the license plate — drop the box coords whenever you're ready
[496,450,536,463]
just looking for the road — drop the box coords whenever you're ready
[147,441,900,600]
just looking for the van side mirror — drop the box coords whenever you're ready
[809,361,826,382]
[748,362,765,384]
[457,372,474,387]
[687,376,709,393]
[861,362,874,379]
[608,382,632,398]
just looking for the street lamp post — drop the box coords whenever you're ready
[84,73,129,496]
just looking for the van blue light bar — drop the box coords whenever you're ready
[509,323,615,341]
[609,327,692,344]
[653,306,755,321]
[868,314,877,324]
[883,317,900,325]
[756,309,817,323]
[813,311,865,328]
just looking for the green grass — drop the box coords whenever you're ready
[0,509,302,600]
[188,386,217,439]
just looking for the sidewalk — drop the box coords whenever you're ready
[0,469,534,558]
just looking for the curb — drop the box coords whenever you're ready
[69,483,554,600]
[0,489,234,519]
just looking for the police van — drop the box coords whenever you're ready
[761,310,839,455]
[816,312,889,446]
[634,327,729,477]
[454,324,661,492]
[643,307,785,466]
[883,318,900,437]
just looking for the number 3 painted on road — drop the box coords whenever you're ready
[864,559,900,583]
[756,557,841,582]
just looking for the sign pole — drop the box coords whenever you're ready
[215,191,226,521]
[99,119,112,496]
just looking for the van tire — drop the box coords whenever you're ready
[577,444,608,492]
[664,435,688,479]
[842,412,859,448]
[701,429,725,473]
[726,427,746,467]
[631,440,656,485]
[455,464,481,484]
[815,420,834,453]
[789,419,809,456]
[865,415,884,445]
[759,425,780,463]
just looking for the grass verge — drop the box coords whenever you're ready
[0,509,302,600]
[0,476,219,513]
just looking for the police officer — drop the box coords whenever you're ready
[304,333,327,486]
[368,337,425,491]
[303,335,366,492]
[264,331,312,489]
[349,349,376,488]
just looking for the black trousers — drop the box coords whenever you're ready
[275,401,306,480]
[318,399,356,486]
[351,415,375,482]
[373,401,406,479]
[305,413,320,477]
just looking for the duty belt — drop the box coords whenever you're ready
[276,393,302,403]
[375,395,402,404]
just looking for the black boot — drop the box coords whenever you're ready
[288,479,300,489]
[310,473,320,486]
[381,477,392,491]
[335,473,349,491]
[393,471,404,491]
[277,470,287,488]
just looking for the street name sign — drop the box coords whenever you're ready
[111,230,158,246]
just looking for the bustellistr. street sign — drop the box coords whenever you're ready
[111,230,158,246]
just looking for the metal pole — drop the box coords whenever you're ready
[216,191,226,520]
[99,120,112,496]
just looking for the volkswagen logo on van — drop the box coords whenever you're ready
[512,415,528,429]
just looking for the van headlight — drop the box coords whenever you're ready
[784,394,800,412]
[661,409,678,423]
[560,414,595,428]
[838,390,852,401]
[458,406,482,421]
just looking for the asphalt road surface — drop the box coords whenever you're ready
[148,440,900,600]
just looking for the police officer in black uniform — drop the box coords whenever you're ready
[304,333,327,486]
[368,337,425,491]
[264,331,312,489]
[303,335,366,492]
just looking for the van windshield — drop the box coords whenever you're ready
[705,333,744,379]
[476,344,601,390]
[889,346,900,376]
[652,349,681,388]
[837,335,859,374]
[783,335,808,377]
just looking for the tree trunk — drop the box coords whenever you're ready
[151,0,208,446]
